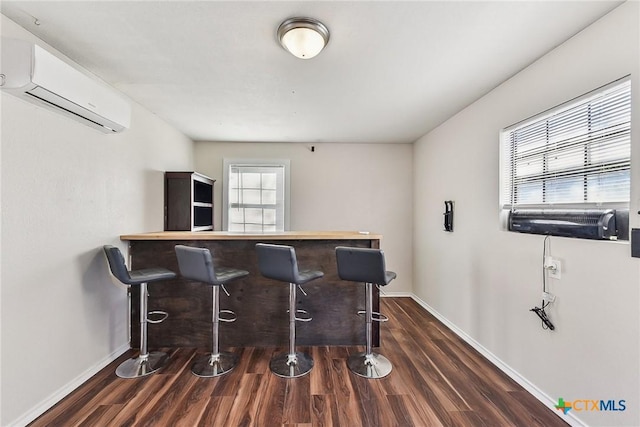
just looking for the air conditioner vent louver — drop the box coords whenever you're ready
[508,209,618,240]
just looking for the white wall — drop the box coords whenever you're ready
[194,141,413,294]
[413,3,639,426]
[0,16,194,426]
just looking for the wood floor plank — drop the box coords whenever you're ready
[244,346,272,374]
[508,390,570,427]
[448,410,493,427]
[158,347,196,378]
[428,337,524,426]
[350,374,396,427]
[225,373,264,426]
[208,348,248,397]
[310,346,336,395]
[27,366,120,426]
[416,337,512,423]
[111,349,197,426]
[310,394,339,427]
[132,365,200,426]
[27,298,568,427]
[253,371,286,426]
[388,319,471,413]
[326,345,350,359]
[380,346,454,426]
[386,394,419,427]
[76,404,125,427]
[198,395,235,426]
[328,357,365,426]
[162,377,218,427]
[97,377,148,406]
[103,375,173,426]
[282,366,312,424]
[390,393,446,427]
[444,330,521,393]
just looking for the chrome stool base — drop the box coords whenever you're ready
[270,351,314,378]
[116,351,169,379]
[347,352,392,379]
[191,351,238,377]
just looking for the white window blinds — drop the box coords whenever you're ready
[223,160,289,232]
[501,77,631,209]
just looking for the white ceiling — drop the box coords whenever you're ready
[1,1,623,143]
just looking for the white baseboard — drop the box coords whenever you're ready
[381,291,413,298]
[8,343,129,427]
[409,294,587,427]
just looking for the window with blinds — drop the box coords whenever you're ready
[223,160,290,232]
[501,77,631,211]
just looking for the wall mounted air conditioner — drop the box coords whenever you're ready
[508,209,619,240]
[0,38,131,133]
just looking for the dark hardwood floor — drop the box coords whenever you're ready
[29,298,567,426]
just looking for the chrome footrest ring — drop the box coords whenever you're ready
[371,311,389,322]
[356,310,388,322]
[295,309,312,322]
[219,309,237,322]
[147,310,168,324]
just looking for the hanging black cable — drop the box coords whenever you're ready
[530,234,555,330]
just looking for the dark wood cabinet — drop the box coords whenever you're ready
[164,171,215,231]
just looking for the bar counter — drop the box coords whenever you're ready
[121,231,382,348]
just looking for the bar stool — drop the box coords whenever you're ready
[255,243,323,378]
[103,245,176,378]
[335,246,396,379]
[175,245,249,377]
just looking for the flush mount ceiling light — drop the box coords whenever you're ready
[277,17,330,59]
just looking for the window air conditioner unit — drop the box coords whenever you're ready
[508,209,618,240]
[0,38,131,133]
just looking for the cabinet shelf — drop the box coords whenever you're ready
[192,225,214,232]
[165,171,215,231]
[193,202,213,208]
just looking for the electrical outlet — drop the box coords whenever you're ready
[542,291,556,303]
[545,257,562,280]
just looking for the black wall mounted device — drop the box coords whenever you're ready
[444,201,454,232]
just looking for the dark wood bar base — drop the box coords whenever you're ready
[126,234,381,349]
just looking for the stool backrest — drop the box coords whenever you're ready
[175,245,217,285]
[103,245,132,285]
[335,246,390,285]
[255,243,300,283]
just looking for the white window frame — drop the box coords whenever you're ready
[500,76,631,212]
[222,158,291,232]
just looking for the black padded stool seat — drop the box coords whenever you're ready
[335,246,396,379]
[255,243,324,378]
[175,245,249,377]
[103,245,176,378]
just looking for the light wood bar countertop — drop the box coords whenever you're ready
[120,230,382,241]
